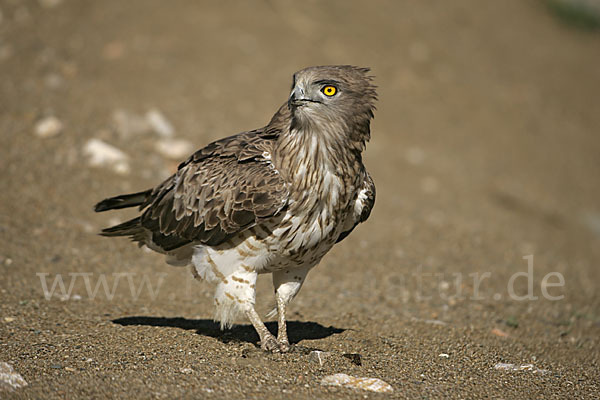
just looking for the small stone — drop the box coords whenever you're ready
[494,362,548,374]
[34,116,63,138]
[321,373,393,393]
[4,317,14,322]
[83,139,130,175]
[64,367,75,372]
[180,368,193,374]
[4,258,12,266]
[50,364,62,369]
[112,109,151,138]
[491,328,510,338]
[0,362,28,392]
[342,353,362,366]
[154,138,193,160]
[146,109,174,137]
[309,350,332,366]
[439,353,449,358]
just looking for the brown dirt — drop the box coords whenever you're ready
[1,0,599,398]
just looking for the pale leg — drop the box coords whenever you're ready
[272,265,312,352]
[211,268,279,351]
[245,307,278,351]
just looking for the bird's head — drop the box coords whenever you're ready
[287,65,377,144]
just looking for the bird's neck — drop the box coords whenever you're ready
[273,121,365,194]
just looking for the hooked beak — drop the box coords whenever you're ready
[288,85,321,109]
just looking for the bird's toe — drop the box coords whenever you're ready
[260,335,280,352]
[278,340,291,353]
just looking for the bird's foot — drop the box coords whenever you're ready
[260,334,280,352]
[277,339,291,353]
[259,335,291,353]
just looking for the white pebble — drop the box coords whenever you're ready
[494,362,548,374]
[112,109,151,138]
[34,116,63,138]
[0,362,28,392]
[154,138,193,160]
[321,373,393,393]
[146,109,174,137]
[309,350,331,366]
[83,139,130,175]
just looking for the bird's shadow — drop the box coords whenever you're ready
[112,316,345,346]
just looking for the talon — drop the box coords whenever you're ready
[260,335,280,352]
[278,340,291,353]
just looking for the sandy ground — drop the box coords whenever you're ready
[1,0,600,398]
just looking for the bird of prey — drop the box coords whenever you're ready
[95,65,376,352]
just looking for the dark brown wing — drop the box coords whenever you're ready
[139,129,287,250]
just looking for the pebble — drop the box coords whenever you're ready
[0,362,28,392]
[321,373,393,393]
[180,368,193,374]
[309,350,331,366]
[34,116,63,138]
[83,139,130,175]
[3,317,14,322]
[112,108,174,138]
[342,353,362,366]
[4,258,12,266]
[491,328,510,338]
[112,109,151,138]
[146,108,174,137]
[154,138,193,160]
[494,362,548,374]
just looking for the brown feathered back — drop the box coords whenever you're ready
[95,65,377,253]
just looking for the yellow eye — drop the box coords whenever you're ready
[321,85,337,96]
